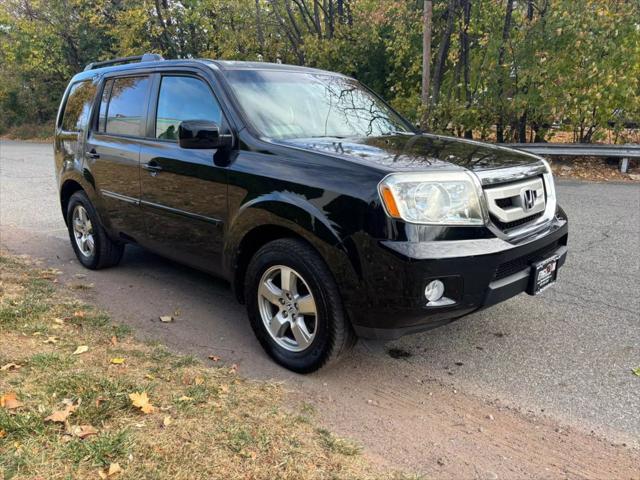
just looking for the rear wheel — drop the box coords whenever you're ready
[245,238,354,373]
[66,191,124,269]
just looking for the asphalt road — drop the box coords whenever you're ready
[1,140,639,474]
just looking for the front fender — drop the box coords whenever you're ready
[224,193,363,303]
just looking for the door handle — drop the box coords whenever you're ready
[87,149,100,159]
[143,162,163,176]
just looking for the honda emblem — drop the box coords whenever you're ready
[522,189,536,211]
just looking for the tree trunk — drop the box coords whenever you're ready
[255,0,265,56]
[313,0,322,38]
[154,0,177,57]
[431,0,456,107]
[496,0,514,143]
[421,0,433,111]
[460,0,472,138]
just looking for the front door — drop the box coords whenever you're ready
[86,75,151,240]
[139,74,228,272]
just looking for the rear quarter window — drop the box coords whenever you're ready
[61,81,98,132]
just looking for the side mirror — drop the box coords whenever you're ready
[178,120,232,149]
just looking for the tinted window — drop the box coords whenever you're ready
[97,79,113,132]
[61,81,97,132]
[156,76,222,140]
[105,76,150,137]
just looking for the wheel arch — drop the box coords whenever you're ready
[60,179,85,224]
[226,198,362,305]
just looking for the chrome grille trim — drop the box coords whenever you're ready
[473,159,557,242]
[484,177,545,223]
[475,162,547,186]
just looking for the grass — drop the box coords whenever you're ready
[0,122,53,141]
[0,253,412,479]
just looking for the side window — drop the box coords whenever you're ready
[104,76,150,137]
[156,76,222,141]
[61,81,98,132]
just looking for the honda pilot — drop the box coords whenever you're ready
[54,54,568,372]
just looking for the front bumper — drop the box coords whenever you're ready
[348,214,568,340]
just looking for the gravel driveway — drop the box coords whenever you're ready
[1,140,638,476]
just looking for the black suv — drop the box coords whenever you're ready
[54,54,568,372]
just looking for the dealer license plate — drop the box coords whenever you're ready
[528,255,559,295]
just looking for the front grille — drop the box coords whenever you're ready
[491,211,543,230]
[494,240,559,280]
[484,176,546,233]
[495,197,513,208]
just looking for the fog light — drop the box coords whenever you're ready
[425,280,445,302]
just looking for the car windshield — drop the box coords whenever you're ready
[225,69,412,140]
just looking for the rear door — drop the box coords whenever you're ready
[86,75,151,240]
[55,80,98,179]
[139,73,228,272]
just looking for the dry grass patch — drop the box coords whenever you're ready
[0,254,412,479]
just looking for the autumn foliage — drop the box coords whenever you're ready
[0,0,638,143]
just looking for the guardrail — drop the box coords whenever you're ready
[506,143,640,173]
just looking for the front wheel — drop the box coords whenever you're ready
[66,191,124,269]
[244,238,354,373]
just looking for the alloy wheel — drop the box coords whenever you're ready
[257,265,318,352]
[72,205,95,257]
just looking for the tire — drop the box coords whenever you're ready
[66,190,124,269]
[244,238,355,373]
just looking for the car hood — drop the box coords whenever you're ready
[276,133,542,172]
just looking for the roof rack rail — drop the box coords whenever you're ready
[83,53,164,71]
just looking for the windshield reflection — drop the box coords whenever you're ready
[225,70,412,140]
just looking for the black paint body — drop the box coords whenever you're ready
[54,59,568,339]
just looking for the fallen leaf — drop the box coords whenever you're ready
[99,462,123,478]
[0,363,21,371]
[0,429,5,438]
[208,355,220,362]
[69,424,98,439]
[110,336,118,346]
[110,358,125,365]
[63,397,80,408]
[73,311,86,318]
[159,315,174,323]
[45,402,77,423]
[43,336,59,344]
[220,384,229,394]
[194,377,204,386]
[177,396,193,402]
[72,345,89,355]
[0,392,23,410]
[144,374,155,380]
[95,396,107,408]
[632,367,640,377]
[53,318,65,325]
[129,392,155,414]
[162,415,172,427]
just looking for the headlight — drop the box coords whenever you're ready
[378,171,485,225]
